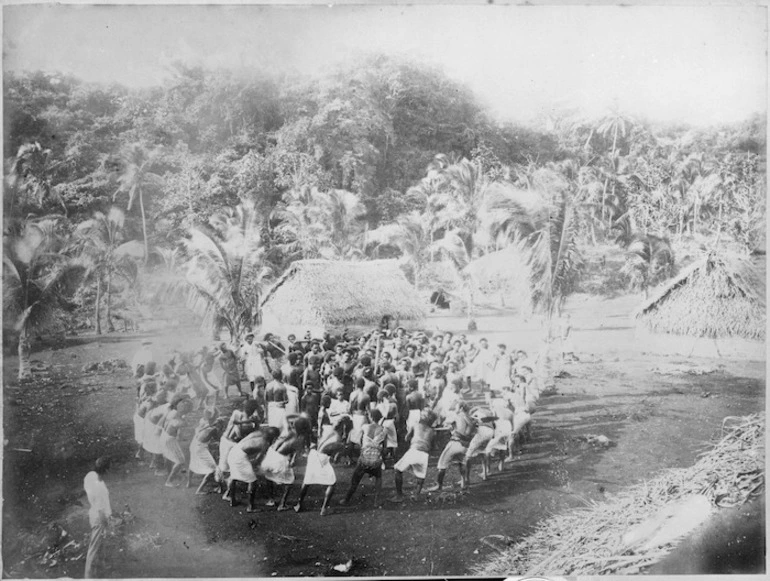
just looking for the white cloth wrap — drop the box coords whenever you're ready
[133,413,144,444]
[259,448,295,485]
[302,449,336,486]
[227,446,258,483]
[161,431,186,465]
[394,448,429,479]
[189,438,217,475]
[381,419,398,448]
[142,416,162,454]
[406,409,422,433]
[218,437,236,474]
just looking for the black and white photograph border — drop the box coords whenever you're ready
[1,0,767,579]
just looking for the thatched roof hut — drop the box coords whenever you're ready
[260,259,426,336]
[635,252,765,341]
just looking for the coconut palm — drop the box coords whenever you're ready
[74,207,141,334]
[620,234,675,298]
[364,211,432,287]
[181,199,274,340]
[3,218,85,379]
[113,143,165,264]
[484,185,583,321]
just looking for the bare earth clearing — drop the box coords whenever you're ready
[2,294,765,577]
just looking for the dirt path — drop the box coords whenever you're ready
[2,301,765,577]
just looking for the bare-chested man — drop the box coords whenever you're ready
[224,426,280,512]
[265,370,289,434]
[389,409,437,502]
[425,400,477,492]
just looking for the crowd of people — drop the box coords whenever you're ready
[128,325,546,516]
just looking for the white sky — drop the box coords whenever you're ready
[3,3,767,126]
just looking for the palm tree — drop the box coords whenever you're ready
[594,109,633,228]
[365,211,433,287]
[3,218,85,379]
[620,234,675,298]
[113,143,164,264]
[74,207,141,334]
[181,200,274,341]
[484,186,583,322]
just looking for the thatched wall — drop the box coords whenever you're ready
[636,253,765,340]
[260,259,426,335]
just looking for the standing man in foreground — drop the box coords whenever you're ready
[83,456,115,578]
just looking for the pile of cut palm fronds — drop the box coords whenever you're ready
[475,413,764,576]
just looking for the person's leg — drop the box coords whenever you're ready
[265,480,276,506]
[277,484,292,511]
[320,484,334,516]
[394,470,404,498]
[165,462,183,487]
[226,479,237,506]
[135,442,143,460]
[373,474,382,506]
[340,465,365,505]
[415,477,425,494]
[84,523,106,579]
[247,482,258,512]
[463,458,472,488]
[154,454,166,476]
[186,465,193,488]
[425,468,446,492]
[196,472,214,494]
[294,485,310,512]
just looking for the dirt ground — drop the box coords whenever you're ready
[2,294,765,578]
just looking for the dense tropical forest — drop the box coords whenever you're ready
[4,54,766,377]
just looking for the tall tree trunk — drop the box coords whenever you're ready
[139,188,149,265]
[18,323,31,380]
[95,276,102,335]
[106,267,115,332]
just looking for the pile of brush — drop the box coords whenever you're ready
[475,413,764,576]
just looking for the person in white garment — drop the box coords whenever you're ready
[83,457,115,578]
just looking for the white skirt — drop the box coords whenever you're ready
[382,419,397,448]
[406,409,422,433]
[260,448,295,485]
[348,414,367,444]
[267,402,288,432]
[142,418,162,454]
[189,438,217,475]
[302,449,336,486]
[133,413,144,444]
[394,448,429,479]
[161,432,186,465]
[228,446,258,483]
[218,437,236,473]
[512,410,532,435]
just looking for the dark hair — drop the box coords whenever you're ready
[377,389,389,402]
[254,376,267,387]
[384,383,396,397]
[497,343,507,350]
[370,409,383,423]
[355,377,366,389]
[407,379,419,391]
[94,456,112,475]
[262,426,281,445]
[144,361,157,375]
[360,356,372,367]
[332,367,344,379]
[321,394,332,408]
[245,400,261,417]
[272,369,283,381]
[288,352,299,365]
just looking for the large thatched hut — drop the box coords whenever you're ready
[634,252,765,358]
[260,259,427,337]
